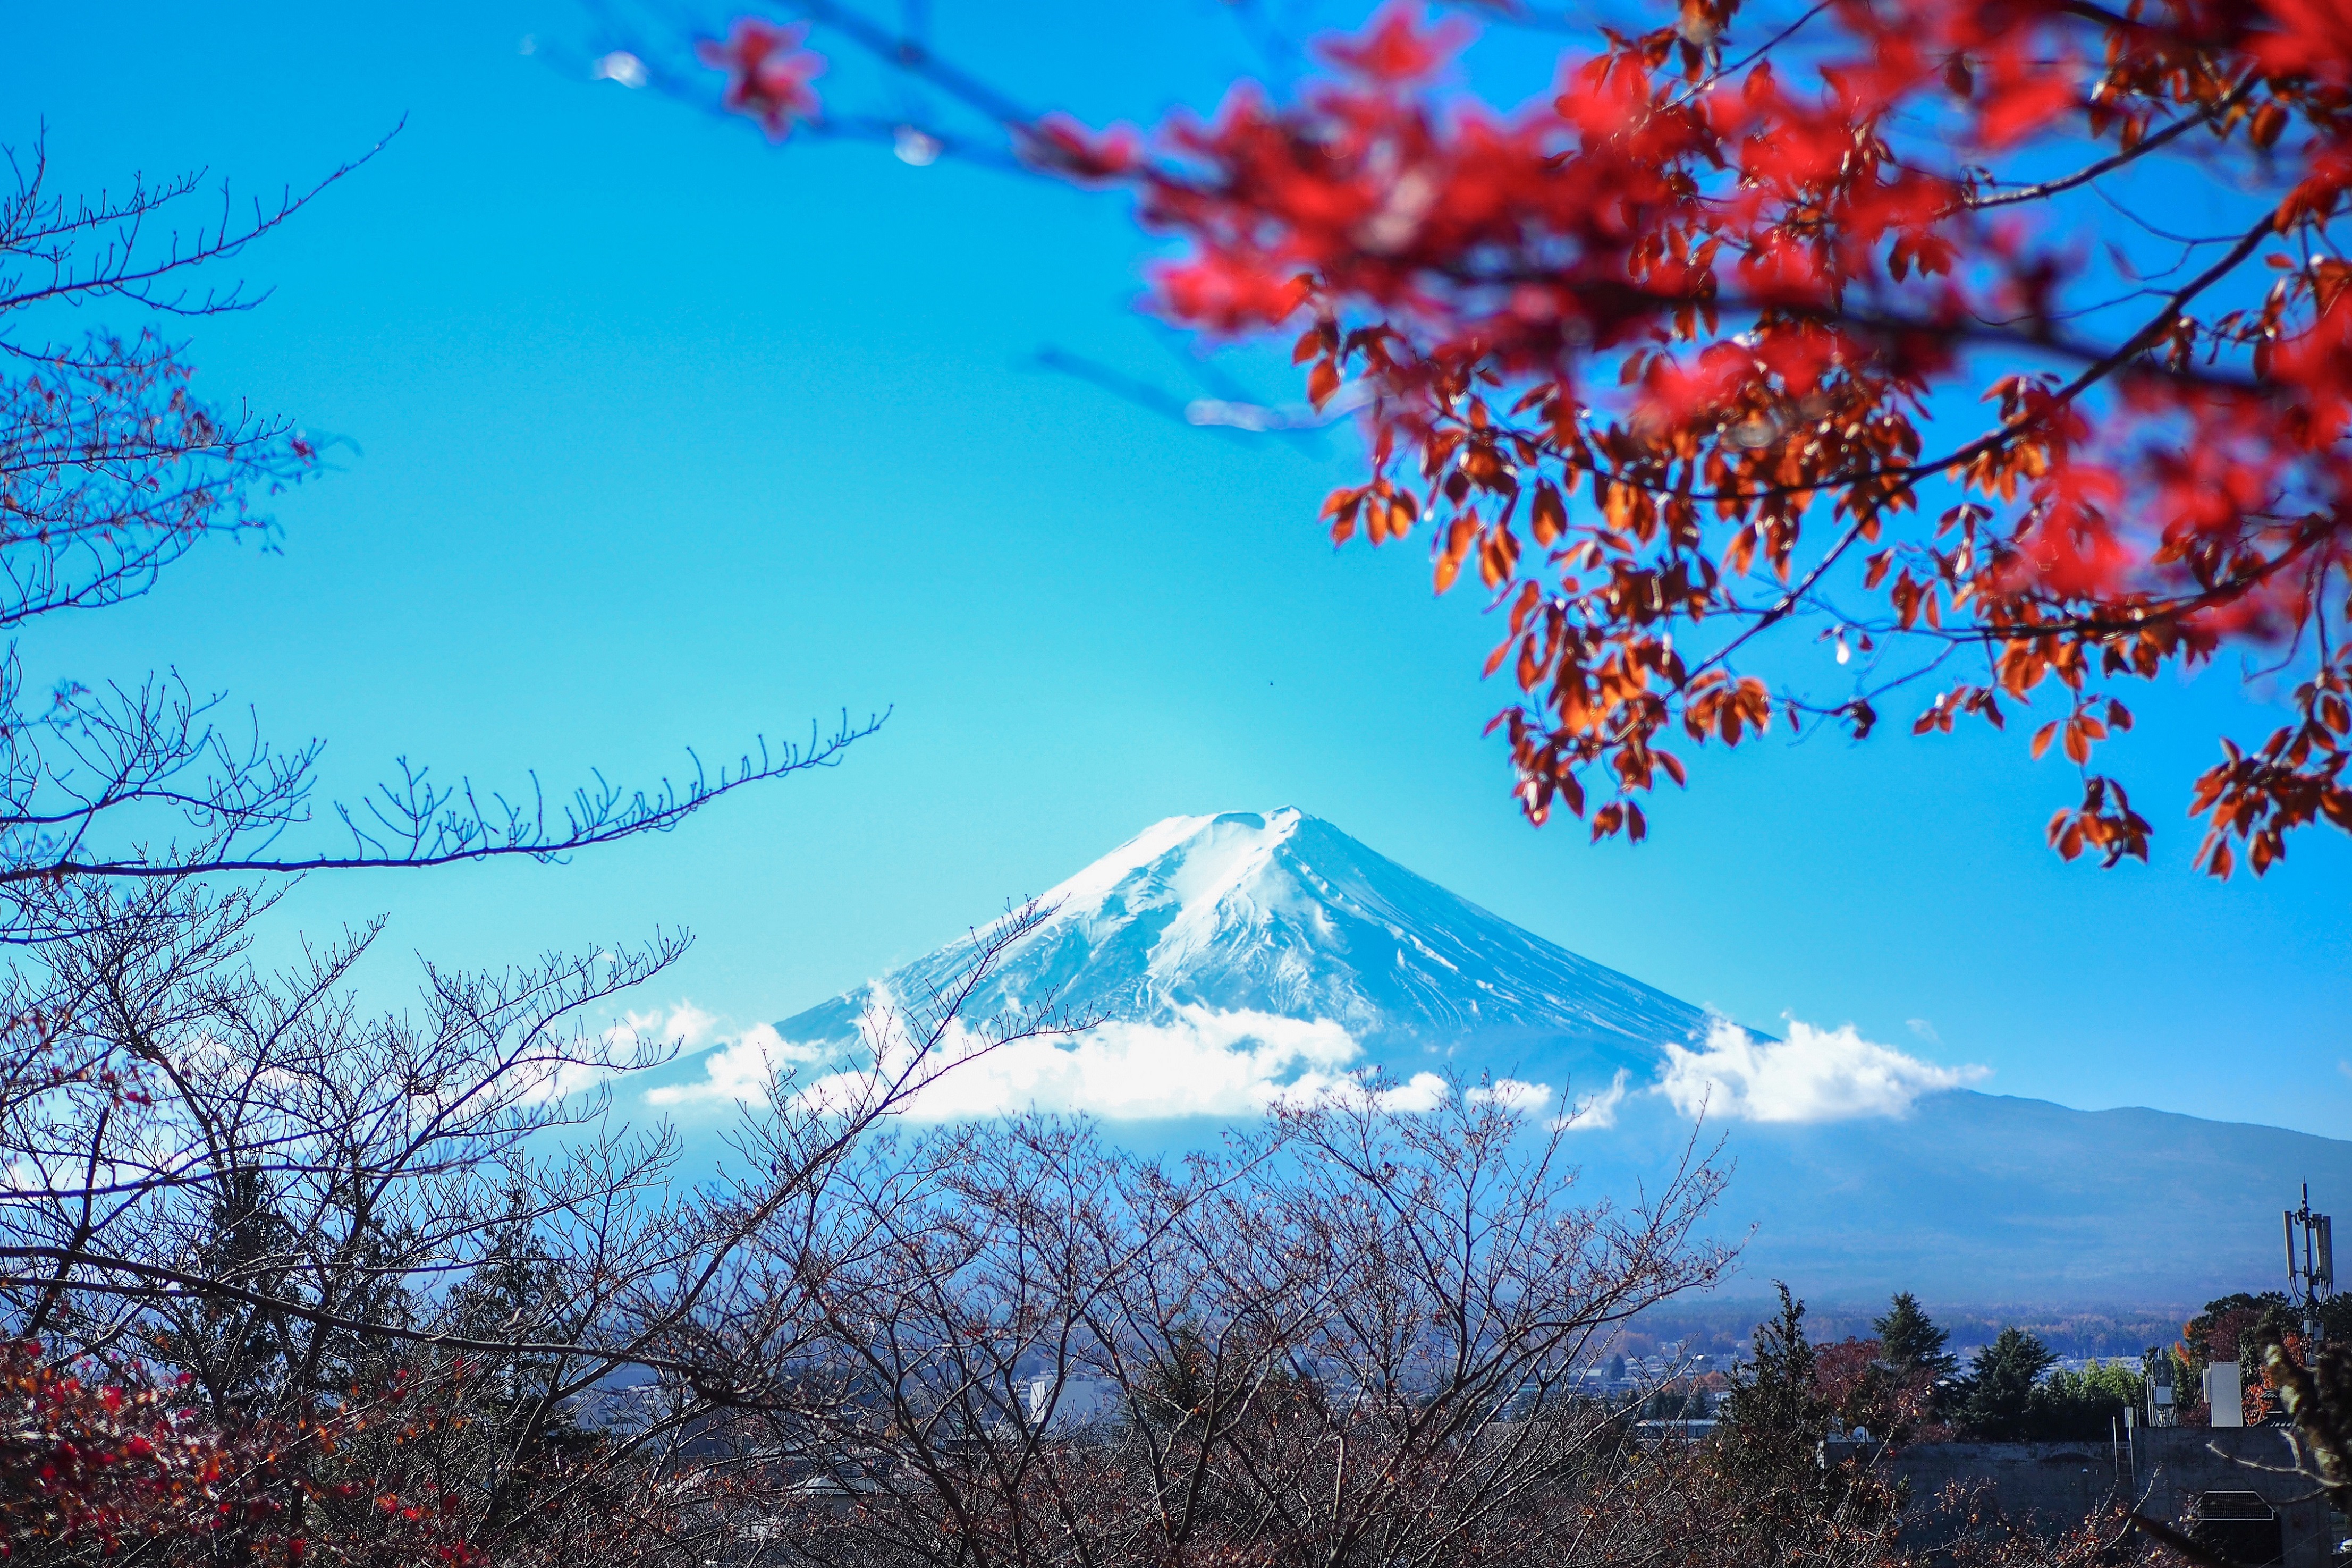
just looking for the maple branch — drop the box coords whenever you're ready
[1486,208,2282,515]
[1583,216,2281,696]
[1913,208,2279,466]
[2051,0,2191,37]
[1850,526,2339,646]
[1964,79,2260,211]
[1692,1,1836,98]
[1683,516,1878,685]
[786,0,1036,126]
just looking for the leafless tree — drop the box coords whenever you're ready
[0,135,881,944]
[0,870,1075,1567]
[661,1089,1733,1568]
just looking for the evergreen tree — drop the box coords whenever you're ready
[1713,1286,1901,1566]
[177,1167,300,1420]
[1718,1284,1830,1486]
[1874,1292,1957,1380]
[448,1186,605,1538]
[1952,1327,2059,1439]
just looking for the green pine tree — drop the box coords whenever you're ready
[1719,1284,1831,1485]
[1952,1327,2058,1439]
[178,1166,300,1419]
[1713,1285,1902,1564]
[1873,1292,1957,1380]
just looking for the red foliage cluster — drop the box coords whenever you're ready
[2252,1329,2316,1423]
[1813,1335,1945,1439]
[699,19,825,140]
[0,1342,479,1567]
[2181,1301,2321,1423]
[0,1341,225,1554]
[1813,1336,1886,1414]
[1137,0,2352,872]
[699,0,2352,875]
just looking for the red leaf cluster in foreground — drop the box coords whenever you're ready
[1114,0,2352,875]
[699,0,2352,876]
[0,1341,222,1553]
[0,1341,477,1567]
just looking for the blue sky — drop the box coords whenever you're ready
[11,1,2348,1137]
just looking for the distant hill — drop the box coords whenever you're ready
[1626,1298,2187,1361]
[662,808,2350,1304]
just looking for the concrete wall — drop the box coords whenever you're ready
[1834,1429,2337,1568]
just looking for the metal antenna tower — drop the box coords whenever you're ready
[2286,1183,2335,1349]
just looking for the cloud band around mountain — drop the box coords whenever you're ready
[802,1005,1451,1121]
[1657,1018,1988,1123]
[639,998,1982,1128]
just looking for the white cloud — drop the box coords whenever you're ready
[638,1003,1987,1131]
[646,1022,826,1107]
[1553,1068,1631,1131]
[1380,1072,1452,1113]
[861,1006,1363,1121]
[591,50,648,88]
[512,1002,727,1107]
[1657,1018,1987,1124]
[774,1005,1471,1122]
[1467,1077,1554,1114]
[1906,1018,1941,1045]
[514,1056,610,1108]
[1272,1068,1452,1114]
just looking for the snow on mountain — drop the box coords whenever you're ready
[768,808,1707,1097]
[639,807,2352,1301]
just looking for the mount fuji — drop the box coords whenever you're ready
[765,807,1707,1100]
[656,809,2352,1304]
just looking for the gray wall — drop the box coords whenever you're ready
[1834,1429,2336,1568]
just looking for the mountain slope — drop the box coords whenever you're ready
[775,808,1707,1083]
[728,808,2349,1304]
[1663,1094,2352,1299]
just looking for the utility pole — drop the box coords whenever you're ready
[2285,1183,2336,1350]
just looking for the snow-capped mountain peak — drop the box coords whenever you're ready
[1027,809,1309,967]
[642,810,2352,1305]
[771,809,1705,1078]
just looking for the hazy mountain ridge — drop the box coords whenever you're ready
[1708,1093,2352,1298]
